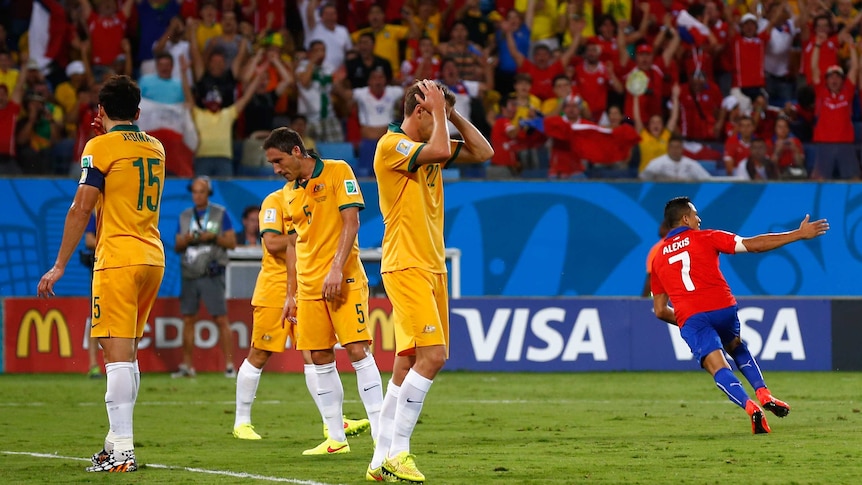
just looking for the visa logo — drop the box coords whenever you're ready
[452,307,608,362]
[668,307,807,361]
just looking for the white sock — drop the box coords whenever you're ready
[104,362,136,453]
[391,370,433,456]
[370,380,399,468]
[132,360,140,402]
[234,359,262,428]
[315,362,346,442]
[304,364,325,423]
[352,355,383,441]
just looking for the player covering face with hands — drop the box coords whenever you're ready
[650,197,829,434]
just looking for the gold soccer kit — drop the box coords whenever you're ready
[81,125,166,339]
[250,187,294,352]
[373,124,462,355]
[284,157,370,350]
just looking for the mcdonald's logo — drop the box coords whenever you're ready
[16,309,72,358]
[368,307,396,352]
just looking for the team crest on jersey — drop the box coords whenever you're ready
[81,155,93,168]
[395,139,414,156]
[313,183,325,193]
[79,168,88,184]
[344,180,359,195]
[263,208,276,223]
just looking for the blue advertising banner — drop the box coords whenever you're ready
[448,298,832,371]
[0,179,857,298]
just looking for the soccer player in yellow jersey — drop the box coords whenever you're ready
[371,79,493,482]
[264,127,384,460]
[231,187,371,441]
[37,75,165,473]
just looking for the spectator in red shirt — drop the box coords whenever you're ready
[767,116,807,178]
[0,56,25,175]
[811,38,859,180]
[81,0,134,75]
[487,95,525,178]
[504,20,578,101]
[678,70,721,141]
[543,94,592,179]
[571,37,623,121]
[723,115,755,176]
[729,11,779,101]
[620,40,677,124]
[800,14,840,86]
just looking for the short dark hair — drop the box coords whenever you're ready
[552,74,571,85]
[242,205,260,219]
[514,73,532,85]
[664,196,693,228]
[98,75,140,121]
[358,32,375,44]
[403,80,456,118]
[263,127,308,157]
[668,133,684,144]
[155,51,174,63]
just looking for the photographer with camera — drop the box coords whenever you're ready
[173,176,238,378]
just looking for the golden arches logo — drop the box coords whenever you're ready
[16,309,72,358]
[368,307,396,352]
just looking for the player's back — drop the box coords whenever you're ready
[84,126,166,270]
[373,126,448,274]
[253,188,288,308]
[651,227,738,326]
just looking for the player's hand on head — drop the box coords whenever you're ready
[37,266,65,298]
[799,214,830,239]
[416,79,446,115]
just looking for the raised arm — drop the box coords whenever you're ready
[810,35,822,84]
[666,83,680,133]
[524,0,537,31]
[740,215,829,253]
[559,17,585,67]
[187,18,206,81]
[240,48,264,84]
[306,0,320,32]
[80,0,93,19]
[505,23,526,68]
[269,52,294,96]
[661,17,681,67]
[846,33,859,85]
[179,55,195,109]
[232,64,268,113]
[231,39,250,79]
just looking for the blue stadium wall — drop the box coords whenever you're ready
[0,178,860,298]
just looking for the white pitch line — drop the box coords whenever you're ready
[1,451,341,485]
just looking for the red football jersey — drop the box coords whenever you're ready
[650,228,740,327]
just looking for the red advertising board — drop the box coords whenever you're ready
[4,297,396,374]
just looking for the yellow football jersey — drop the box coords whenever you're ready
[251,186,290,308]
[80,125,166,270]
[283,157,368,300]
[373,124,462,274]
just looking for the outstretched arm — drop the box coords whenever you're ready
[740,215,830,253]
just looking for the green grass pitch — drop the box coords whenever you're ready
[1,371,861,484]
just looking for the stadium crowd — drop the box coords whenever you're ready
[0,0,860,180]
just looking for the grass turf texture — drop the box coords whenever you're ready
[0,371,860,484]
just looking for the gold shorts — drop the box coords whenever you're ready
[91,265,164,339]
[251,306,290,352]
[382,268,449,357]
[295,286,371,351]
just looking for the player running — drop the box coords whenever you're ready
[650,197,829,434]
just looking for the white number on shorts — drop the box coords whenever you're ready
[668,251,695,291]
